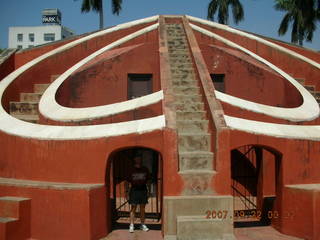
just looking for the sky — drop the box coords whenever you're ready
[1,0,320,50]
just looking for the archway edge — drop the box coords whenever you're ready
[104,145,163,171]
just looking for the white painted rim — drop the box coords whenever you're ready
[187,16,320,140]
[187,15,320,68]
[224,115,320,140]
[39,23,161,122]
[190,23,319,122]
[0,16,165,140]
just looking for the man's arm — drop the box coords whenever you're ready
[146,168,152,197]
[125,181,131,200]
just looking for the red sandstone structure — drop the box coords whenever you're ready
[0,15,319,240]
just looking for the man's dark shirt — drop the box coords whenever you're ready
[127,166,151,187]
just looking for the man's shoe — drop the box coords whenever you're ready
[140,224,149,232]
[129,224,134,233]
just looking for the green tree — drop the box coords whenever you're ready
[207,0,244,25]
[80,0,122,30]
[275,0,319,46]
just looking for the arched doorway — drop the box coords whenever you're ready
[231,145,282,227]
[108,147,162,230]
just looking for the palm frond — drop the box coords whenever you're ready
[291,19,299,44]
[230,0,244,24]
[207,0,218,21]
[112,0,122,15]
[81,0,101,13]
[278,13,291,36]
[218,1,228,24]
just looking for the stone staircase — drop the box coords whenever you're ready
[166,23,215,196]
[295,77,320,104]
[9,75,59,123]
[163,22,234,240]
[0,196,31,240]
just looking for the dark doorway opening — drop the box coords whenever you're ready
[128,74,153,99]
[231,145,281,228]
[109,147,162,230]
[210,74,225,92]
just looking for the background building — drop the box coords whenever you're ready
[8,9,74,49]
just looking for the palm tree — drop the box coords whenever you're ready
[207,0,244,25]
[80,0,122,30]
[275,0,318,46]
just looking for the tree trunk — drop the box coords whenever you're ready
[99,0,104,29]
[298,31,303,46]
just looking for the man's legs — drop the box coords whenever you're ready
[129,205,137,233]
[140,204,145,224]
[139,204,149,231]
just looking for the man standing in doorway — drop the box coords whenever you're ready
[126,155,151,233]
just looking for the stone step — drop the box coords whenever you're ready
[174,102,204,112]
[169,49,189,54]
[168,45,188,50]
[172,80,198,87]
[34,83,50,94]
[174,94,202,101]
[179,151,213,171]
[178,133,211,152]
[169,53,191,59]
[166,29,184,32]
[166,26,183,29]
[170,58,192,64]
[168,40,187,45]
[314,92,320,99]
[177,120,208,133]
[11,114,39,123]
[20,92,42,102]
[167,33,184,37]
[171,69,194,75]
[177,215,234,240]
[166,25,183,29]
[176,111,207,120]
[0,217,17,223]
[9,102,38,115]
[0,217,19,239]
[295,78,305,85]
[171,69,195,75]
[170,63,194,69]
[0,196,31,240]
[167,37,187,42]
[172,76,197,82]
[50,74,60,82]
[163,195,233,239]
[173,86,200,95]
[179,170,216,195]
[0,196,30,218]
[172,72,195,79]
[172,83,198,89]
[305,85,315,91]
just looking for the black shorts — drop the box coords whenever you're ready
[129,186,148,205]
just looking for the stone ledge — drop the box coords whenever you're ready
[0,177,104,191]
[0,196,30,201]
[286,183,320,191]
[177,215,235,240]
[163,195,233,237]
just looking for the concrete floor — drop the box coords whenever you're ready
[101,229,163,240]
[102,225,304,240]
[235,226,304,240]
